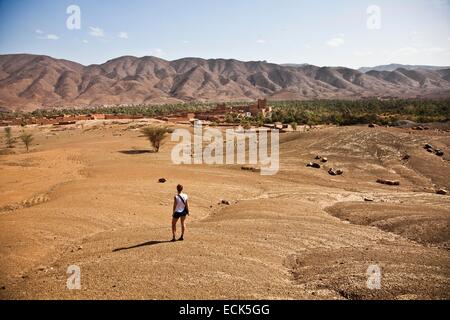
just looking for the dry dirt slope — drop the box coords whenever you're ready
[0,123,449,299]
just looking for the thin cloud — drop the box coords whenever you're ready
[118,32,128,39]
[391,47,418,56]
[256,39,266,44]
[150,48,165,57]
[36,30,60,40]
[89,27,105,38]
[45,34,59,40]
[387,46,449,58]
[423,47,446,54]
[326,36,345,48]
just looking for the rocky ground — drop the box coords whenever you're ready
[0,121,449,300]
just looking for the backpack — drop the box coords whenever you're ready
[177,195,189,215]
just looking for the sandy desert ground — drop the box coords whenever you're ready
[0,120,449,300]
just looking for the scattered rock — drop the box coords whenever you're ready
[424,144,445,157]
[1,286,5,290]
[364,197,374,202]
[436,189,448,195]
[77,245,83,251]
[377,179,400,186]
[221,200,231,205]
[321,157,328,163]
[315,155,322,160]
[307,162,321,169]
[328,168,344,176]
[402,154,410,161]
[368,123,378,128]
[241,166,261,173]
[158,178,167,183]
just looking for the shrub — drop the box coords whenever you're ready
[291,122,298,131]
[240,119,252,130]
[4,127,15,148]
[19,132,33,152]
[141,126,171,152]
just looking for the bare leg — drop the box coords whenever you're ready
[172,218,179,240]
[179,216,187,240]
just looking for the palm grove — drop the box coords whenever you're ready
[1,99,449,128]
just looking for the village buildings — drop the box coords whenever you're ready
[0,99,273,127]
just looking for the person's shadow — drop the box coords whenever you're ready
[112,240,174,252]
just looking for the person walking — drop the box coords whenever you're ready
[172,184,189,241]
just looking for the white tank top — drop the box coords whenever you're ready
[174,193,188,213]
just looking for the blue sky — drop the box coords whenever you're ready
[0,0,449,68]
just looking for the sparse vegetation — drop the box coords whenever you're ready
[4,127,15,148]
[19,132,34,152]
[291,122,298,131]
[240,119,252,130]
[141,126,172,153]
[267,99,450,126]
[1,98,449,128]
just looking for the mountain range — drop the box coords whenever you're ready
[358,64,450,73]
[1,54,449,111]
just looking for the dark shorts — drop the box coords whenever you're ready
[173,211,188,219]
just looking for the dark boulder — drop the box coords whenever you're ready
[435,150,444,157]
[328,168,344,176]
[376,179,400,186]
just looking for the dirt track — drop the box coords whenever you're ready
[0,122,449,299]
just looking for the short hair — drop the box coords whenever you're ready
[177,184,183,192]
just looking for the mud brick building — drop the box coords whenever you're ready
[193,99,272,123]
